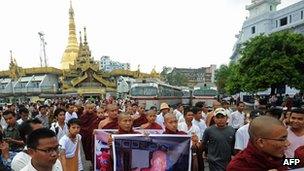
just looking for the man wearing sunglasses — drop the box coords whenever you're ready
[227,116,290,171]
[20,128,62,171]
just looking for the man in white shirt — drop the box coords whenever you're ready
[59,118,83,171]
[191,107,207,140]
[285,108,304,158]
[229,102,245,130]
[173,103,184,121]
[65,103,78,123]
[156,103,170,129]
[50,108,69,141]
[178,107,201,140]
[234,109,264,154]
[21,128,62,171]
[222,101,233,121]
[17,108,29,125]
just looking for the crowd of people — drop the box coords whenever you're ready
[0,96,303,171]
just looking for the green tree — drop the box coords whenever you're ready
[215,64,229,94]
[215,63,243,95]
[239,31,304,94]
[225,63,243,95]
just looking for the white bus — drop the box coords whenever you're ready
[130,82,182,110]
[192,87,218,107]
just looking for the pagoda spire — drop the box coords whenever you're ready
[10,50,13,64]
[79,31,83,45]
[61,0,79,70]
[77,31,83,58]
[67,0,78,49]
[83,27,88,45]
[81,27,91,58]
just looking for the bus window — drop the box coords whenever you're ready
[130,87,157,96]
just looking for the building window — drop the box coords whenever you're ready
[280,17,288,26]
[270,5,273,11]
[276,20,278,28]
[289,15,292,23]
[251,26,256,34]
[301,11,303,19]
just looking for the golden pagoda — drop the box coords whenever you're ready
[61,0,79,70]
[61,28,116,96]
[8,51,24,80]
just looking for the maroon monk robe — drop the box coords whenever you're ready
[163,127,187,134]
[227,142,288,171]
[79,110,99,162]
[133,115,148,127]
[143,122,162,129]
[116,127,140,134]
[102,118,118,129]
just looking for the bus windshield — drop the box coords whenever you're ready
[130,86,158,96]
[193,89,217,96]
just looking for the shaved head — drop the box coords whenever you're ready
[118,112,132,122]
[164,113,175,123]
[249,116,289,158]
[249,116,284,140]
[164,113,178,132]
[118,112,133,132]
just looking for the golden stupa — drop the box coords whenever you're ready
[61,1,79,70]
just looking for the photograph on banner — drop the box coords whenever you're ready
[95,129,117,171]
[94,129,164,171]
[112,134,191,171]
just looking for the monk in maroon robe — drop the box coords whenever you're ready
[79,103,99,162]
[162,113,186,135]
[116,113,140,134]
[98,104,119,129]
[140,110,162,129]
[133,105,148,127]
[107,113,140,171]
[227,116,289,171]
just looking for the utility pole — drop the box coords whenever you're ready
[38,32,48,67]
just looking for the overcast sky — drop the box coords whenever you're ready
[0,0,301,73]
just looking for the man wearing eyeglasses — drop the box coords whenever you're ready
[20,128,62,171]
[227,116,290,171]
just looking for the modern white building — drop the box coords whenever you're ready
[100,56,130,72]
[231,0,304,62]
